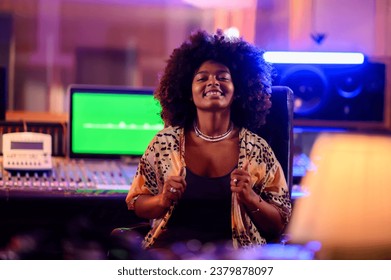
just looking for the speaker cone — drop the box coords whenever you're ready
[280,65,328,116]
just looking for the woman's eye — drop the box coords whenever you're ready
[194,75,206,81]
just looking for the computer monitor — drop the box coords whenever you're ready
[68,85,163,158]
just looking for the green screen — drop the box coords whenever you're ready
[70,89,163,157]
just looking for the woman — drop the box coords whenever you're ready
[126,30,292,251]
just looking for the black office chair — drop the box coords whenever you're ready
[109,86,294,259]
[256,85,294,192]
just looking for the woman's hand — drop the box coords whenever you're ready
[230,160,286,237]
[230,161,258,205]
[135,167,186,219]
[159,173,186,208]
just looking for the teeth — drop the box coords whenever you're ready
[204,91,222,97]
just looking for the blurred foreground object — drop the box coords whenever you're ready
[287,132,391,259]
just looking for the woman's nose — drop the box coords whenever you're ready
[207,76,219,86]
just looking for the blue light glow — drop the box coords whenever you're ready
[263,51,365,64]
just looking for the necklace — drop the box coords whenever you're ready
[193,121,234,142]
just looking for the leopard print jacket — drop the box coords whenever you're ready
[125,126,292,249]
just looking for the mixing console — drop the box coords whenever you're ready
[0,157,138,196]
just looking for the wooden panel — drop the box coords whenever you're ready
[6,111,68,123]
[0,0,39,52]
[374,0,391,57]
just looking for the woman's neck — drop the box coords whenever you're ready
[195,112,231,137]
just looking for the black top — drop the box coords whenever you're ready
[153,168,232,247]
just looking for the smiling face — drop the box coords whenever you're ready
[191,60,235,113]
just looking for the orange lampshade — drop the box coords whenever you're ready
[287,132,391,259]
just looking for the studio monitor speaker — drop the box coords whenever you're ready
[272,61,386,127]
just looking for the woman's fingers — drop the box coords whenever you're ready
[167,176,186,194]
[230,161,252,200]
[162,175,186,206]
[231,161,250,187]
